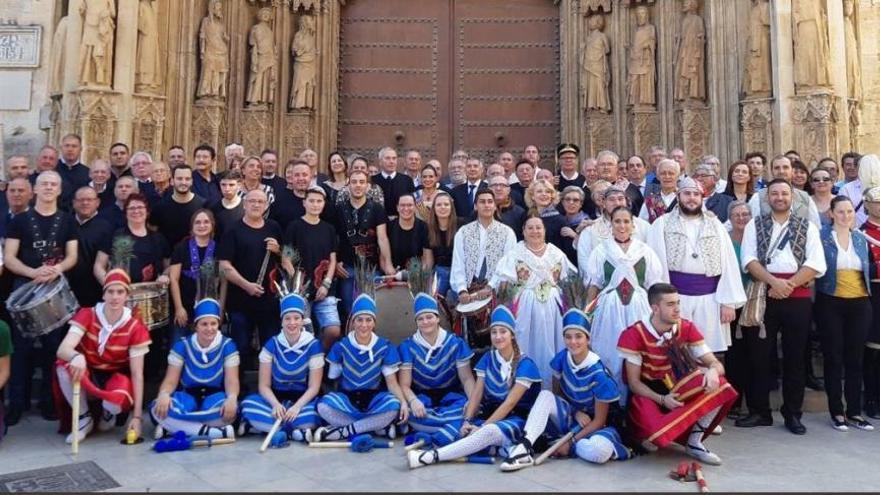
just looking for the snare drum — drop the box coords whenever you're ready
[374,281,413,345]
[126,282,170,330]
[6,276,80,338]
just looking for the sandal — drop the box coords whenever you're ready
[407,449,439,469]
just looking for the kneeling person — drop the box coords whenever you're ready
[55,269,151,444]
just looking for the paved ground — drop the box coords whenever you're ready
[1,407,878,492]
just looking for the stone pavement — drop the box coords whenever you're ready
[0,410,878,492]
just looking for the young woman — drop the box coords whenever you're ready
[426,192,458,302]
[722,161,754,202]
[322,151,348,205]
[584,206,664,396]
[398,293,475,445]
[168,209,223,343]
[314,294,407,441]
[407,305,542,469]
[415,165,443,220]
[815,196,874,431]
[810,167,835,228]
[150,297,240,439]
[500,308,631,471]
[239,293,324,441]
[387,194,433,273]
[791,160,811,193]
[490,215,574,386]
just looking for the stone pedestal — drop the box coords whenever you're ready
[283,109,314,160]
[627,106,660,157]
[791,90,839,166]
[847,98,861,151]
[132,94,167,160]
[191,98,227,157]
[740,97,774,157]
[70,88,121,163]
[584,110,614,157]
[241,106,274,156]
[676,103,711,168]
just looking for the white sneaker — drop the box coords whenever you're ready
[641,439,658,452]
[499,443,534,472]
[65,414,94,444]
[290,428,313,443]
[407,449,438,469]
[97,410,116,432]
[153,424,165,440]
[686,444,722,466]
[200,424,234,439]
[710,424,723,435]
[237,420,251,437]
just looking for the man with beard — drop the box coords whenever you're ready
[109,142,132,180]
[260,149,286,194]
[150,165,206,249]
[191,144,222,207]
[270,160,310,230]
[70,186,115,307]
[736,179,825,435]
[646,177,746,355]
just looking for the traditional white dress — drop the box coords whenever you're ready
[577,215,651,280]
[490,242,574,387]
[646,210,747,353]
[584,238,664,397]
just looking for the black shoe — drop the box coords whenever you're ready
[734,413,773,428]
[38,402,57,421]
[805,374,824,392]
[727,407,746,420]
[865,400,880,420]
[5,404,23,426]
[784,415,807,435]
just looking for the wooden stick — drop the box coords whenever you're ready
[308,440,394,448]
[191,437,235,448]
[534,426,582,465]
[260,418,283,453]
[404,439,425,452]
[71,380,81,455]
[692,462,710,493]
[256,248,271,287]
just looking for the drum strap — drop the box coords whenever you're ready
[27,210,63,265]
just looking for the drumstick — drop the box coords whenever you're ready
[256,247,272,287]
[71,379,81,455]
[260,418,283,453]
[534,425,582,465]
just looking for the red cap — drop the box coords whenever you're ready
[103,268,131,292]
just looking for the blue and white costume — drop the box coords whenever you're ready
[239,294,324,438]
[501,309,631,471]
[315,294,402,440]
[399,293,474,445]
[150,298,239,438]
[408,306,542,468]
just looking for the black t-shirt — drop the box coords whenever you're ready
[210,200,245,240]
[171,239,216,312]
[99,227,171,283]
[333,199,388,266]
[217,219,283,312]
[150,195,207,249]
[70,215,115,307]
[285,218,338,297]
[269,188,305,232]
[387,219,430,269]
[430,228,454,267]
[6,209,78,270]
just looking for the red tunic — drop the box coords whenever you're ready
[68,306,151,373]
[617,319,738,448]
[862,220,880,277]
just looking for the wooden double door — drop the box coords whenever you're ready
[338,0,560,165]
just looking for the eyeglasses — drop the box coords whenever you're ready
[126,206,147,211]
[811,177,832,183]
[563,197,582,203]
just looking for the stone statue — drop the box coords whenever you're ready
[78,0,116,87]
[792,0,831,91]
[197,0,230,99]
[583,0,612,14]
[744,0,772,96]
[49,15,70,96]
[246,7,278,107]
[674,0,706,102]
[627,6,656,107]
[581,14,610,113]
[844,0,862,100]
[290,15,317,110]
[136,0,162,92]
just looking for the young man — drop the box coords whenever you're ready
[270,160,310,230]
[617,283,738,464]
[284,187,340,351]
[211,170,245,239]
[150,165,206,249]
[54,268,151,443]
[57,134,90,190]
[450,158,488,219]
[745,151,767,191]
[109,142,132,179]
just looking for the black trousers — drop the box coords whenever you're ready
[815,293,871,417]
[742,297,812,418]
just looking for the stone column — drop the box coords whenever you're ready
[824,0,850,152]
[113,0,138,148]
[769,0,795,154]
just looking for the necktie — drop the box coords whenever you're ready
[468,184,476,204]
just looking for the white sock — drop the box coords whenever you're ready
[317,402,355,427]
[56,366,88,412]
[575,435,615,464]
[436,424,505,462]
[352,411,397,436]
[522,390,558,445]
[688,406,721,449]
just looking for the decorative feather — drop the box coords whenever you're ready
[110,235,136,273]
[559,274,590,313]
[196,257,221,302]
[405,257,432,299]
[353,254,376,299]
[494,281,516,308]
[276,245,310,297]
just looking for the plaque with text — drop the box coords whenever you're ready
[0,26,41,68]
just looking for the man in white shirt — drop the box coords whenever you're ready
[748,155,821,227]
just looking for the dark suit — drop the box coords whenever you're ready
[451,180,488,219]
[626,182,645,216]
[373,172,415,216]
[705,192,733,223]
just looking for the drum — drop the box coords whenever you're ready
[374,282,413,345]
[6,276,79,338]
[455,297,493,357]
[126,282,170,330]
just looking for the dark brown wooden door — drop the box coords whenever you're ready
[339,0,559,165]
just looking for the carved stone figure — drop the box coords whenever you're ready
[49,15,69,96]
[844,0,862,100]
[627,6,656,107]
[197,0,230,99]
[290,15,317,110]
[136,0,162,92]
[78,0,116,87]
[744,0,772,96]
[674,0,706,102]
[246,8,278,107]
[583,0,612,14]
[582,15,610,112]
[792,0,831,91]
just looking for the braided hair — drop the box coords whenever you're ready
[508,331,522,388]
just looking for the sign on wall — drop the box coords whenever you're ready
[0,25,41,68]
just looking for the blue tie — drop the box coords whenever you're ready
[468,184,476,204]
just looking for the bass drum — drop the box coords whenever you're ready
[373,282,414,345]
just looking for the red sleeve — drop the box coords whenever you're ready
[617,324,644,354]
[679,319,706,345]
[128,321,152,348]
[69,307,94,331]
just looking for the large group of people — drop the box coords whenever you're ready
[1,135,879,472]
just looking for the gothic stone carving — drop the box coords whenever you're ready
[627,5,656,108]
[246,8,278,107]
[792,0,831,93]
[677,104,710,166]
[744,0,772,97]
[585,111,614,156]
[674,0,706,102]
[192,99,226,152]
[582,14,610,113]
[628,108,660,156]
[283,110,314,162]
[844,0,862,101]
[197,0,230,100]
[791,92,838,165]
[136,0,162,93]
[72,89,120,163]
[290,15,317,110]
[132,95,166,159]
[740,98,773,157]
[79,0,116,87]
[241,106,273,154]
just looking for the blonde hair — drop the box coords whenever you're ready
[524,178,559,212]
